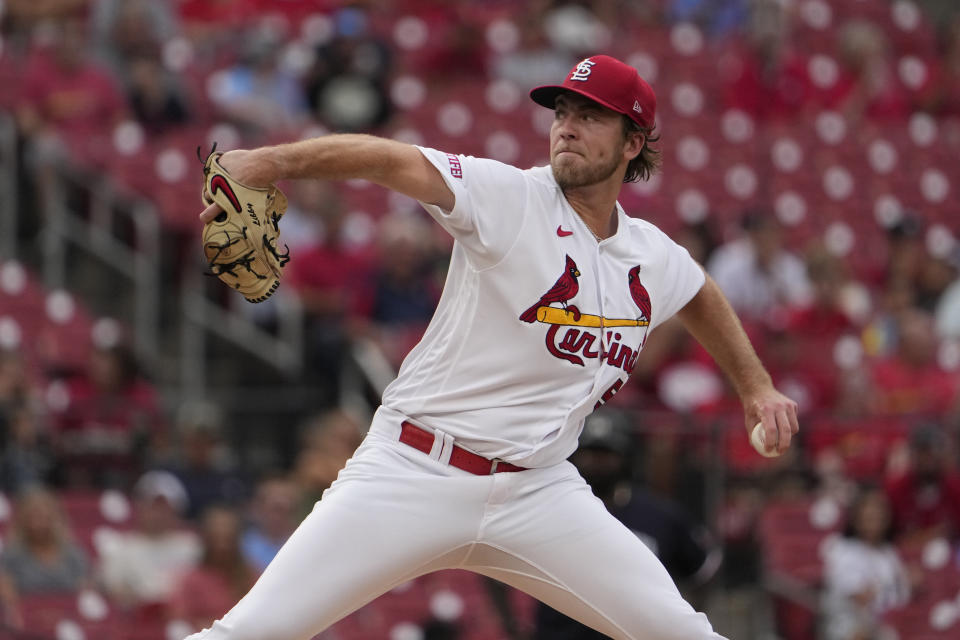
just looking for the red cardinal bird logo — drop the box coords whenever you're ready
[519,255,581,323]
[627,265,651,321]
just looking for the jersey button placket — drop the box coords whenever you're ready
[594,243,608,379]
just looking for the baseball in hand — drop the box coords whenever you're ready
[750,422,780,458]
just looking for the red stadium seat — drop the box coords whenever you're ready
[19,591,124,640]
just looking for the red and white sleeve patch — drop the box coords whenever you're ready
[446,153,463,179]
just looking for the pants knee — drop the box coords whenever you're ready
[634,609,722,640]
[183,616,305,640]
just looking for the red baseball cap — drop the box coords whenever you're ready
[530,55,657,130]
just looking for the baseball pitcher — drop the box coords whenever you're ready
[187,55,798,640]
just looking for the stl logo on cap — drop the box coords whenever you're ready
[570,58,596,82]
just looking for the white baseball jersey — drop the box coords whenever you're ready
[381,147,705,468]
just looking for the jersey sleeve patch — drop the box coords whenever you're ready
[446,153,463,179]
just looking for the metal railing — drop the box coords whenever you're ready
[36,145,309,394]
[179,249,305,396]
[41,165,161,367]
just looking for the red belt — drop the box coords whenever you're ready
[399,421,526,475]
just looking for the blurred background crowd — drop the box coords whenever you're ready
[1,0,960,638]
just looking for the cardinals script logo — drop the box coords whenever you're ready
[519,258,652,375]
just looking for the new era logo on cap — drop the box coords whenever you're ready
[529,55,657,130]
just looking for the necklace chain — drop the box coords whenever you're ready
[574,211,603,241]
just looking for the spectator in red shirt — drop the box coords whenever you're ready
[868,309,958,416]
[827,21,911,122]
[17,16,127,139]
[787,245,862,340]
[720,1,812,120]
[15,15,128,238]
[884,424,960,545]
[766,247,866,412]
[50,344,164,488]
[168,505,257,635]
[287,197,373,405]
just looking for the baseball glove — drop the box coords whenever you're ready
[199,144,290,303]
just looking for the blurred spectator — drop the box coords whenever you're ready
[168,505,257,633]
[915,250,958,313]
[491,9,577,87]
[0,0,87,52]
[539,2,611,58]
[50,344,164,488]
[821,486,910,640]
[126,51,192,133]
[862,281,916,361]
[535,410,719,639]
[209,25,309,135]
[0,487,90,629]
[0,349,30,432]
[291,409,364,518]
[829,21,911,122]
[879,217,926,291]
[868,309,957,416]
[762,325,839,415]
[90,0,179,76]
[306,7,393,131]
[884,424,960,544]
[276,181,341,253]
[240,473,300,572]
[935,266,960,339]
[287,197,374,403]
[364,213,441,366]
[706,210,813,320]
[787,245,864,339]
[932,15,960,115]
[13,15,127,248]
[675,220,719,266]
[98,471,201,610]
[667,0,748,38]
[862,218,926,357]
[0,402,54,493]
[167,401,248,521]
[412,5,487,80]
[17,16,128,139]
[709,475,767,639]
[720,0,811,120]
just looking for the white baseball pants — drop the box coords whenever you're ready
[184,409,725,640]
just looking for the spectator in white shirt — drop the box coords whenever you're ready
[98,471,201,610]
[707,211,813,320]
[821,486,911,640]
